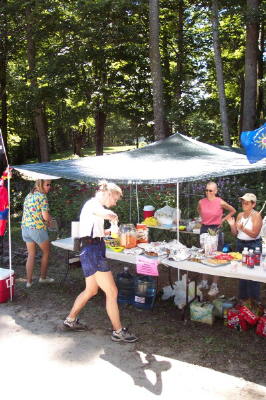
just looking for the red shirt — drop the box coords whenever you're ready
[199,197,223,225]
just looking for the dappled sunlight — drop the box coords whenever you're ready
[0,311,265,399]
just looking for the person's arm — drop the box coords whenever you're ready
[40,194,52,226]
[238,212,262,238]
[227,213,241,236]
[93,203,118,222]
[42,210,52,226]
[221,200,236,223]
[197,200,201,217]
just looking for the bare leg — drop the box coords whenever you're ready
[38,240,50,279]
[67,275,99,320]
[95,271,122,331]
[25,242,36,283]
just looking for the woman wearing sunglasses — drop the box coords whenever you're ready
[197,181,236,296]
[21,179,54,288]
[227,193,262,302]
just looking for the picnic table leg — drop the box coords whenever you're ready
[60,250,71,284]
[180,271,198,321]
[168,266,175,289]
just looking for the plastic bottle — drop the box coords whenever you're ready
[116,267,135,305]
[241,247,248,267]
[254,247,261,266]
[110,221,119,239]
[133,275,157,310]
[247,249,255,269]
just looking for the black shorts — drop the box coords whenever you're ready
[80,240,110,277]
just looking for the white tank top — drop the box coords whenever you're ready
[237,213,260,240]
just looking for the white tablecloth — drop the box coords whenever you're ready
[51,237,266,283]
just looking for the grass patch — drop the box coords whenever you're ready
[25,145,138,163]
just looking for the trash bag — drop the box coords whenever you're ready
[173,274,202,309]
[161,284,176,300]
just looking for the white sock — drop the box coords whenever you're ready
[66,317,75,322]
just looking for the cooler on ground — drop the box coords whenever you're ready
[0,268,15,303]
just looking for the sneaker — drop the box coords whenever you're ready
[111,327,138,343]
[26,282,33,288]
[208,284,219,296]
[63,318,88,331]
[198,280,209,290]
[39,277,55,284]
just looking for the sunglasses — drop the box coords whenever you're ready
[205,189,213,192]
[44,184,51,187]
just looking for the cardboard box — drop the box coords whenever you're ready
[190,300,214,325]
[212,296,236,318]
[0,268,14,303]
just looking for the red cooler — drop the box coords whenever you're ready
[143,205,155,219]
[0,268,15,303]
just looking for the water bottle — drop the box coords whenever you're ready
[110,221,119,239]
[254,247,261,266]
[133,275,157,310]
[242,247,248,267]
[116,267,135,305]
[247,249,255,269]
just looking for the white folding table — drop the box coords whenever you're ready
[51,237,266,318]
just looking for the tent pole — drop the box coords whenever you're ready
[176,182,180,281]
[136,183,139,223]
[176,182,179,242]
[7,166,13,301]
[129,184,132,222]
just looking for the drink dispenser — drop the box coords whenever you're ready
[119,224,137,249]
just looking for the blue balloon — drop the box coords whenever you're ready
[241,123,266,164]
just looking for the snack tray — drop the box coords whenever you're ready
[200,259,231,267]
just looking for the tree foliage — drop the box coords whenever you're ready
[0,0,264,163]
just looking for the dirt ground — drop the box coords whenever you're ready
[1,236,266,398]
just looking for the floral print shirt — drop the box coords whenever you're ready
[21,191,49,230]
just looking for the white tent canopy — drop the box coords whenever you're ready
[13,134,266,184]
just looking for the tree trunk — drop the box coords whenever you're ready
[95,109,106,156]
[257,18,264,124]
[239,73,245,136]
[25,4,49,162]
[211,0,231,146]
[176,0,184,102]
[149,0,168,140]
[242,0,259,132]
[0,0,8,157]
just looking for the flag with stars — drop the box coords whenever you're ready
[241,123,266,164]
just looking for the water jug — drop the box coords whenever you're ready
[116,267,135,305]
[134,275,157,310]
[119,224,137,248]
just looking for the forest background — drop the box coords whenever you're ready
[0,0,265,164]
[0,0,265,237]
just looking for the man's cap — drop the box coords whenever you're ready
[239,193,257,202]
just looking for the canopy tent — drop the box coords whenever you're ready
[13,133,266,184]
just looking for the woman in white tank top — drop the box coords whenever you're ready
[227,193,262,302]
